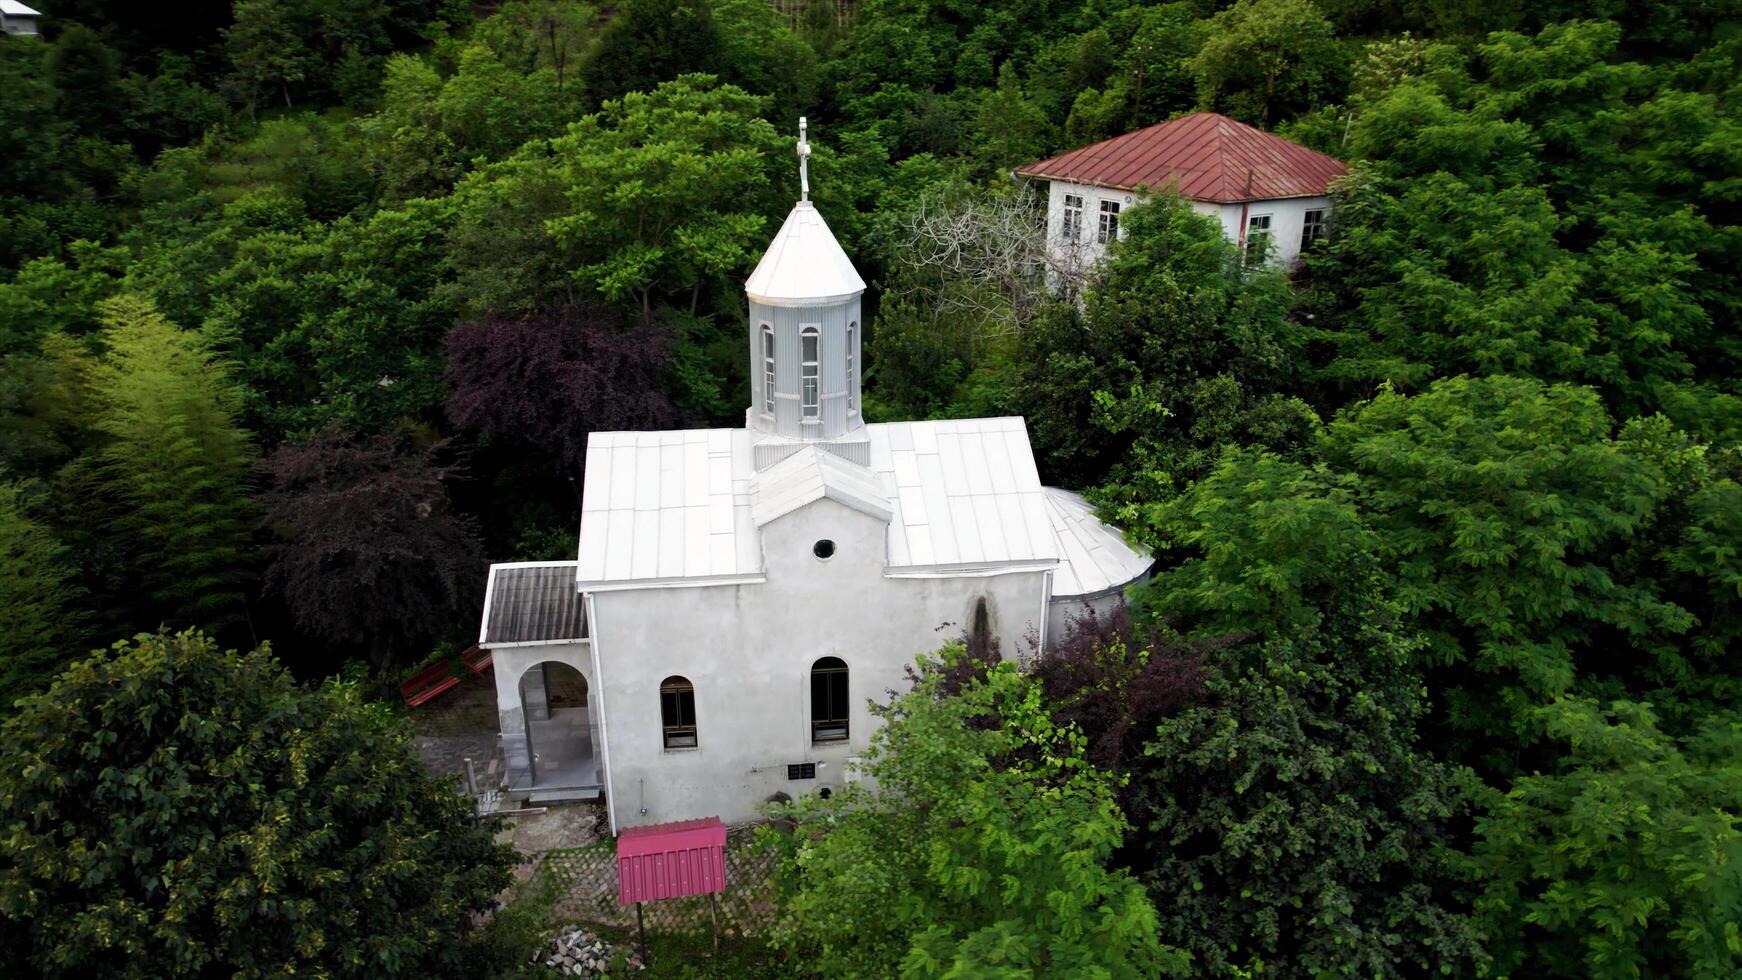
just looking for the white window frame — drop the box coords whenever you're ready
[846,321,858,415]
[1097,200,1120,244]
[1061,194,1083,242]
[1245,213,1273,264]
[800,325,820,421]
[760,324,775,417]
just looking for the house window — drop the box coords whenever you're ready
[660,676,697,749]
[1061,194,1084,242]
[811,656,848,742]
[1300,209,1326,251]
[1097,200,1120,244]
[800,326,819,420]
[1245,214,1273,263]
[846,321,858,414]
[760,325,775,416]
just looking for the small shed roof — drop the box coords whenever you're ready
[1016,112,1347,203]
[479,561,587,646]
[751,445,892,527]
[744,202,865,307]
[1042,488,1152,599]
[0,2,42,16]
[618,817,727,904]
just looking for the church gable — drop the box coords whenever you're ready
[750,446,892,528]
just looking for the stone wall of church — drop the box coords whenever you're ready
[586,497,1049,831]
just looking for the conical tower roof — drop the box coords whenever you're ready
[744,202,865,308]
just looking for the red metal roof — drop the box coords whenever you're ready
[617,817,726,904]
[1016,112,1347,203]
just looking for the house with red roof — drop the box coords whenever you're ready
[1017,112,1347,272]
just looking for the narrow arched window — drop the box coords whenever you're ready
[810,657,848,742]
[760,325,775,417]
[660,676,697,749]
[800,326,820,420]
[846,321,858,415]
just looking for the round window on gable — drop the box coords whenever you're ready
[813,539,836,560]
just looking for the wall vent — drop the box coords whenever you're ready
[787,763,817,780]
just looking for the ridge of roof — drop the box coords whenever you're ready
[1015,112,1347,203]
[750,446,892,527]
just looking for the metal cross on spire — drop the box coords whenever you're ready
[797,116,811,202]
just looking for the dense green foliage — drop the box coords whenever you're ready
[0,629,514,978]
[767,645,1187,978]
[1,0,1739,974]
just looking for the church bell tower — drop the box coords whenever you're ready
[744,118,869,470]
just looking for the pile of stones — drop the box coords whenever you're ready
[534,925,645,976]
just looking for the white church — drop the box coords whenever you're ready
[476,121,1151,832]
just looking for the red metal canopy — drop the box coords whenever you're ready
[617,817,727,904]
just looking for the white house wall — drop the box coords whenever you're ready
[1039,176,1330,269]
[589,497,1047,830]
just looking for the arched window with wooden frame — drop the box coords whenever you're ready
[810,657,848,743]
[660,675,697,749]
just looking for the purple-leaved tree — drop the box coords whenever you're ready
[445,303,681,475]
[262,427,484,670]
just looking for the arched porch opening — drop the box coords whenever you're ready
[517,660,596,789]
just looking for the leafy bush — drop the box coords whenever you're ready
[0,629,516,978]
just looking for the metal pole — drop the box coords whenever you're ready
[463,757,478,796]
[709,892,719,954]
[636,902,649,967]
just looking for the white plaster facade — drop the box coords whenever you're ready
[587,498,1047,828]
[1038,175,1331,273]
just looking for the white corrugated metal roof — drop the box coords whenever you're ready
[576,428,761,590]
[1042,487,1152,598]
[575,417,1060,590]
[870,417,1057,572]
[744,203,865,307]
[751,446,892,526]
[0,2,41,15]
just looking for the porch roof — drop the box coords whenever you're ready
[479,561,587,646]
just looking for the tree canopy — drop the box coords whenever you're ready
[0,629,514,978]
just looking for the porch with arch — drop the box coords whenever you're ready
[492,645,602,801]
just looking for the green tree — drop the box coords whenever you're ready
[1474,698,1742,979]
[47,24,129,141]
[1319,376,1693,749]
[766,646,1188,978]
[82,295,255,630]
[0,482,86,703]
[971,63,1050,176]
[576,0,723,107]
[225,0,309,115]
[1189,0,1345,124]
[1013,196,1315,490]
[0,628,515,978]
[1128,449,1484,976]
[543,74,786,317]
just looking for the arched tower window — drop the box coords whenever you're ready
[810,657,848,742]
[847,321,858,415]
[800,326,820,420]
[660,675,697,749]
[760,325,775,417]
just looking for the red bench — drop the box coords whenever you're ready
[401,660,462,707]
[461,645,493,676]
